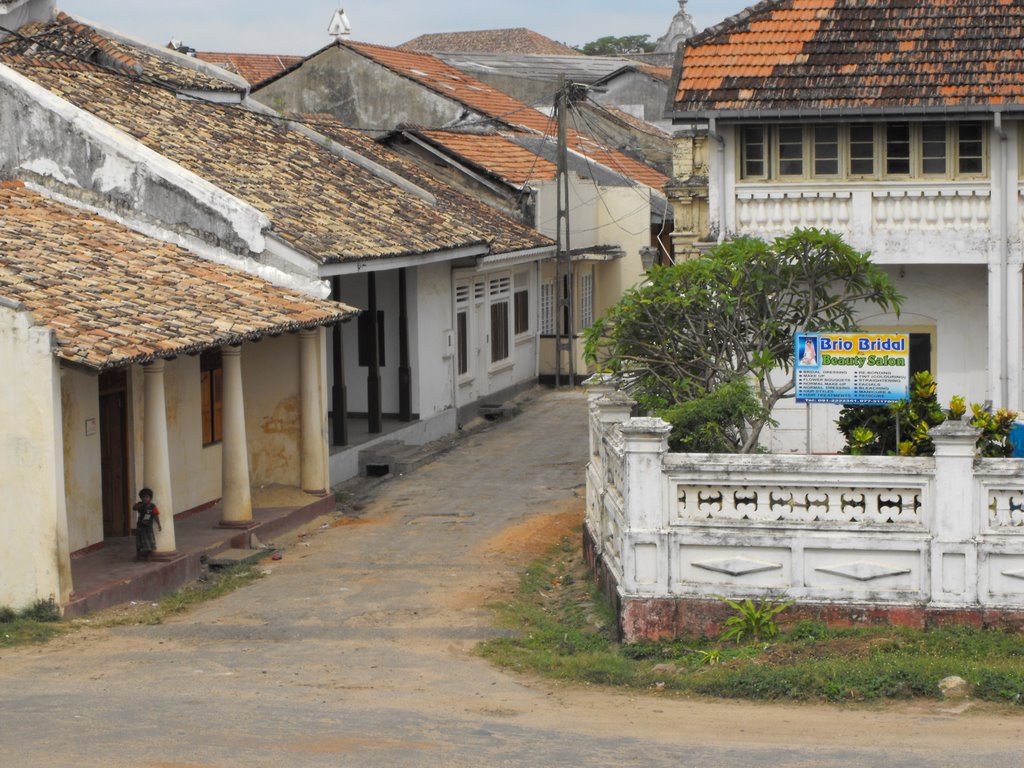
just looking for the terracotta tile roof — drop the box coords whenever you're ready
[343,41,668,190]
[635,64,674,82]
[1,13,234,91]
[586,103,671,138]
[399,28,581,57]
[195,52,303,86]
[418,130,559,187]
[672,0,1024,116]
[0,18,550,263]
[291,115,553,255]
[0,181,356,371]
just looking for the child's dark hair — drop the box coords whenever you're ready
[139,487,154,499]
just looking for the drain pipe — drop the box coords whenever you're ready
[995,111,1009,409]
[708,117,727,243]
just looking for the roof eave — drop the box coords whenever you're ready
[668,102,1024,122]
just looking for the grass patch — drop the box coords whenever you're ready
[478,531,1024,705]
[0,598,66,647]
[0,563,266,647]
[97,563,267,627]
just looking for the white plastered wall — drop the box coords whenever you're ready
[766,264,988,454]
[60,366,102,553]
[415,261,455,417]
[593,184,653,317]
[0,308,70,609]
[243,334,305,489]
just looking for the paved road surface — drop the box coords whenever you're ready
[1,389,1021,767]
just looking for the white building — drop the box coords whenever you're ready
[665,0,1019,453]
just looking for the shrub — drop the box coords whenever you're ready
[718,595,794,644]
[838,371,1017,457]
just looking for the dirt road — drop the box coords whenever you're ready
[1,389,1021,767]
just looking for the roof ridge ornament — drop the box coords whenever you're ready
[328,8,351,40]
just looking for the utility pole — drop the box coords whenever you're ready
[554,79,586,388]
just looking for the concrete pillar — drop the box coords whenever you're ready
[219,345,254,528]
[143,360,176,557]
[987,262,1003,408]
[583,372,616,403]
[300,329,326,495]
[929,419,982,605]
[619,416,672,595]
[1007,264,1024,413]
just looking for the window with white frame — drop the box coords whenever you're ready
[540,279,556,335]
[579,270,594,330]
[513,271,530,337]
[488,275,511,364]
[455,282,470,378]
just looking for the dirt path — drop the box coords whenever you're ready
[1,389,1021,767]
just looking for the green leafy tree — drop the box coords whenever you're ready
[583,229,902,452]
[577,34,656,56]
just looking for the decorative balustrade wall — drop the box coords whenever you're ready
[734,184,991,246]
[583,377,1024,640]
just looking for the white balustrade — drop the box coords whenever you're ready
[583,393,1024,617]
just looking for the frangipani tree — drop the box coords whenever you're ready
[584,229,903,452]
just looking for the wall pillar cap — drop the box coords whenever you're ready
[584,373,616,396]
[619,416,672,437]
[594,391,636,421]
[929,419,982,441]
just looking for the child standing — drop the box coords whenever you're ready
[132,487,162,561]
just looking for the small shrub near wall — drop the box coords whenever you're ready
[837,371,1016,457]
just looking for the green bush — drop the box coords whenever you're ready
[658,379,770,453]
[838,371,1017,457]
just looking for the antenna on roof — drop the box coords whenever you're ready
[328,8,352,39]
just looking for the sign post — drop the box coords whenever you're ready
[795,332,910,407]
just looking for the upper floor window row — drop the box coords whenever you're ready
[739,121,986,182]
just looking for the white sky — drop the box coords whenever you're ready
[56,1,752,55]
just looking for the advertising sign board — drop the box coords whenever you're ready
[794,332,910,405]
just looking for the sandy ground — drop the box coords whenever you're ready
[1,389,1022,767]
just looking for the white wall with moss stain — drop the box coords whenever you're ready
[245,334,303,488]
[0,308,71,610]
[60,367,102,553]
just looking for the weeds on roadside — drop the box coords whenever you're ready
[100,564,266,626]
[718,594,794,644]
[0,598,66,646]
[0,563,266,647]
[478,531,1024,705]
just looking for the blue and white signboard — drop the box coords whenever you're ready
[794,332,910,405]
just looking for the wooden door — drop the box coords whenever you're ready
[99,371,130,538]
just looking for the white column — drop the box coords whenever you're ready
[143,360,176,557]
[1006,264,1024,412]
[618,416,672,595]
[219,345,253,528]
[300,329,326,494]
[987,261,1003,406]
[928,419,982,606]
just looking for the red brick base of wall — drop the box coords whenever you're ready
[582,526,1024,642]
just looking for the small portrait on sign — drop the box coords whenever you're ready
[797,334,819,368]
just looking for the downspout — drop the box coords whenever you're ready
[995,110,1009,408]
[708,117,727,243]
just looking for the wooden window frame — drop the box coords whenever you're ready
[736,120,989,183]
[812,123,840,177]
[200,349,223,446]
[739,125,769,180]
[775,123,805,178]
